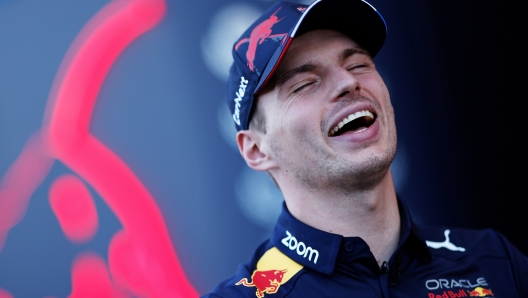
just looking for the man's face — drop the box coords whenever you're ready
[256,29,397,192]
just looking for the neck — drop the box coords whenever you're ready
[282,170,400,265]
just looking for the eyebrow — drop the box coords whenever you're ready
[339,47,369,61]
[276,64,317,87]
[275,47,370,87]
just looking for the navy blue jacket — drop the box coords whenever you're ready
[204,200,528,297]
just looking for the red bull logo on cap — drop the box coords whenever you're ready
[234,6,289,73]
[235,247,303,298]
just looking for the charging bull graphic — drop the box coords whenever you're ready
[0,0,197,297]
[236,269,288,298]
[469,287,494,297]
[234,7,289,73]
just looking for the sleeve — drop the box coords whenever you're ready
[495,231,528,296]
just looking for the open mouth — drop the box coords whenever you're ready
[329,110,376,137]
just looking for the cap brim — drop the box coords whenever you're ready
[255,0,386,94]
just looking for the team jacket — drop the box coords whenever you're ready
[203,200,528,297]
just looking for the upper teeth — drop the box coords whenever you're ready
[330,110,374,136]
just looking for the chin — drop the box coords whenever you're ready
[335,148,396,192]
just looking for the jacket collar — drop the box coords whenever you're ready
[269,198,432,275]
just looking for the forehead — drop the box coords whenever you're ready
[276,29,365,72]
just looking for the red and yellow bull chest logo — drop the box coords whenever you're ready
[469,287,494,297]
[236,269,287,298]
[236,247,303,298]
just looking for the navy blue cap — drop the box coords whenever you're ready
[226,0,387,131]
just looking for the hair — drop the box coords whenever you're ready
[248,74,279,133]
[248,95,267,133]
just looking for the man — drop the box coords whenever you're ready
[204,0,528,297]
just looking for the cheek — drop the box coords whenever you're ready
[362,78,392,111]
[287,105,323,137]
[265,89,325,138]
[268,109,318,151]
[361,76,387,96]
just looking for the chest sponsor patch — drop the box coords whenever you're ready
[426,277,494,297]
[281,230,319,264]
[425,229,466,252]
[236,247,303,298]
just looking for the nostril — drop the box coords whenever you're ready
[338,91,350,98]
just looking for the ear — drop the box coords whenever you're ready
[236,130,276,171]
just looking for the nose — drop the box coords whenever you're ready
[328,66,361,101]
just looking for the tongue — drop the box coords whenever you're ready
[338,125,368,136]
[337,117,372,135]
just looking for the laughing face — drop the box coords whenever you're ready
[244,29,397,193]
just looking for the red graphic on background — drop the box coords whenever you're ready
[236,269,287,298]
[49,175,98,243]
[0,289,13,298]
[234,7,289,72]
[69,253,117,298]
[0,0,198,297]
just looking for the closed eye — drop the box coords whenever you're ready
[348,63,367,71]
[293,82,314,93]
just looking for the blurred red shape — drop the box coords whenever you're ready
[0,289,13,298]
[0,0,199,296]
[70,253,113,298]
[49,175,98,243]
